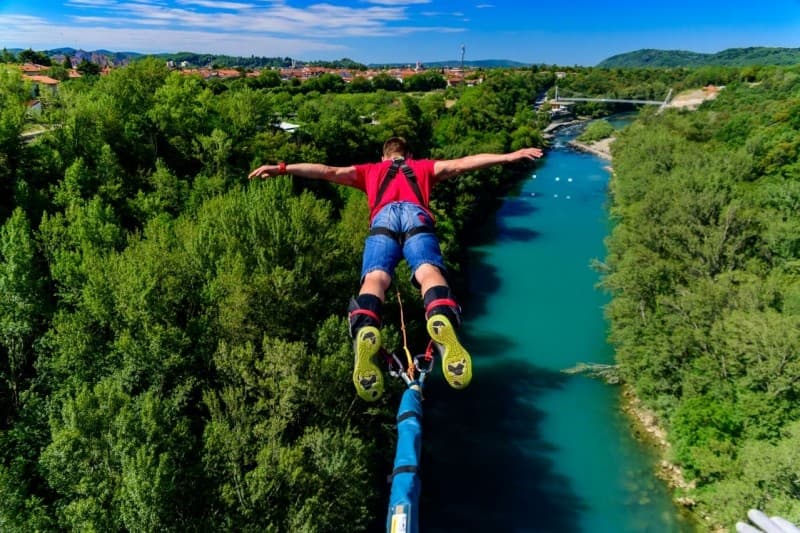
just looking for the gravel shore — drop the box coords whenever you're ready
[568,136,614,161]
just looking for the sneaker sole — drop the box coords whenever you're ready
[353,326,384,401]
[427,315,472,389]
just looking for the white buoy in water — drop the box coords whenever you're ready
[567,177,573,182]
[566,195,571,199]
[555,177,560,181]
[554,194,559,198]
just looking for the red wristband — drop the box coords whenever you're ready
[278,161,287,175]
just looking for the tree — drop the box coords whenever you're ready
[1,48,16,64]
[0,392,55,531]
[149,72,215,175]
[302,72,345,94]
[299,97,371,165]
[371,72,403,91]
[40,378,208,530]
[250,68,282,89]
[0,209,46,412]
[578,119,615,142]
[203,336,374,531]
[346,75,373,93]
[45,65,70,82]
[76,59,101,76]
[18,49,51,66]
[374,95,431,155]
[404,71,447,92]
[0,68,26,218]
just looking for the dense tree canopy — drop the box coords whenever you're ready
[602,65,800,528]
[0,58,549,531]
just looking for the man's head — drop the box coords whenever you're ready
[382,136,411,160]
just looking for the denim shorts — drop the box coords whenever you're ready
[361,202,446,284]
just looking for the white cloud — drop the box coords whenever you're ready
[476,3,494,7]
[71,0,413,35]
[88,0,459,37]
[66,0,119,6]
[0,15,343,56]
[0,1,464,58]
[364,0,431,5]
[175,0,256,9]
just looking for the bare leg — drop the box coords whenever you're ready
[359,269,393,301]
[413,263,448,296]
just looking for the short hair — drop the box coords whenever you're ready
[382,136,410,159]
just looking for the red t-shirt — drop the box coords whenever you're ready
[353,158,437,222]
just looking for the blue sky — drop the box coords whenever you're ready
[1,0,799,65]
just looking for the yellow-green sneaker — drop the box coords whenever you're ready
[352,326,384,401]
[426,314,472,389]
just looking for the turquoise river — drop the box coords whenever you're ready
[418,122,697,532]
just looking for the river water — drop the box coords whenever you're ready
[419,122,696,532]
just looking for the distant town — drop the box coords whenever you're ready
[12,55,489,107]
[5,46,524,97]
[163,59,477,86]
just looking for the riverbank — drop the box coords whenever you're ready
[620,386,711,530]
[569,136,614,161]
[620,386,694,495]
[544,116,615,161]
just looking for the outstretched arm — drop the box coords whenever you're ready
[248,162,358,187]
[432,147,543,182]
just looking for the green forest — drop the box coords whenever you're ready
[598,47,800,68]
[603,66,800,526]
[1,54,799,531]
[0,58,551,531]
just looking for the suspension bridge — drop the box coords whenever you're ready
[554,86,673,110]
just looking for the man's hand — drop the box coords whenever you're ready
[510,147,544,161]
[248,164,282,180]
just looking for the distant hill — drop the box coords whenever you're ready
[598,47,800,68]
[8,47,143,66]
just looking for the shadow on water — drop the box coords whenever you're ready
[460,227,539,323]
[471,220,541,247]
[463,330,517,361]
[419,358,586,532]
[469,197,541,247]
[498,197,538,218]
[497,226,540,243]
[460,249,499,321]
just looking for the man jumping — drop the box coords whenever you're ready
[250,137,543,401]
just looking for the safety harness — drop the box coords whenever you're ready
[368,159,434,245]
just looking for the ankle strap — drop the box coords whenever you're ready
[349,308,381,324]
[425,298,458,314]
